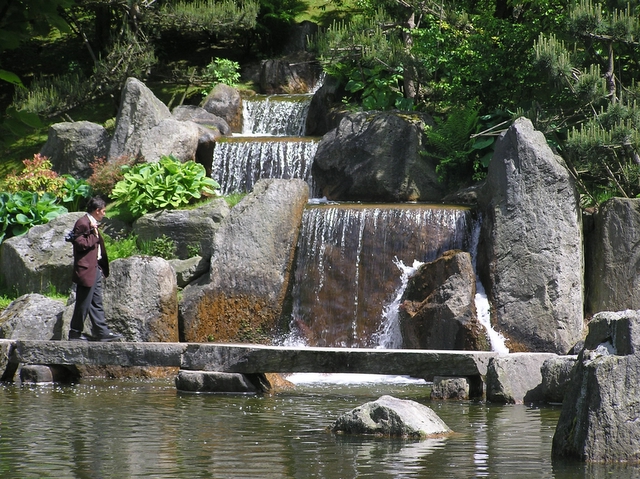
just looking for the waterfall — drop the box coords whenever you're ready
[286,204,474,348]
[242,94,313,136]
[212,138,318,195]
[212,93,318,194]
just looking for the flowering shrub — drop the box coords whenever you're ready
[4,154,65,196]
[87,155,140,197]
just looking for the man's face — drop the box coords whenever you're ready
[93,208,106,222]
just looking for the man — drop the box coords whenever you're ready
[68,197,122,342]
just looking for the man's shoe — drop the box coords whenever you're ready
[96,332,123,342]
[68,330,91,341]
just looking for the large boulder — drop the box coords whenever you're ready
[330,395,452,438]
[312,111,444,202]
[399,250,489,350]
[108,77,172,161]
[0,212,83,296]
[541,355,576,404]
[485,352,557,404]
[138,118,200,163]
[172,105,231,136]
[477,117,584,354]
[40,121,110,178]
[0,294,66,340]
[201,84,242,133]
[553,310,640,462]
[585,198,640,314]
[179,179,309,342]
[132,198,230,260]
[102,256,179,342]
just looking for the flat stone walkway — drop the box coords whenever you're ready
[0,340,498,381]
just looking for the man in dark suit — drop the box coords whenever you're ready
[68,197,122,342]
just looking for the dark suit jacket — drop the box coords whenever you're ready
[71,214,109,287]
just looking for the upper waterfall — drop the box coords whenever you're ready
[242,94,313,136]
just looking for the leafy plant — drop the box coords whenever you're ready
[4,154,65,196]
[425,103,510,188]
[110,155,220,220]
[102,233,140,261]
[202,58,241,95]
[138,234,177,260]
[60,175,92,212]
[0,191,68,244]
[87,155,140,198]
[344,65,413,111]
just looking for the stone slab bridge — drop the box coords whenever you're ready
[0,340,561,401]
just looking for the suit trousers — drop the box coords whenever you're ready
[70,268,110,338]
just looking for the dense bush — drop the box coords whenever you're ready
[0,191,68,244]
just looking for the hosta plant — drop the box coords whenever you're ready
[110,155,219,219]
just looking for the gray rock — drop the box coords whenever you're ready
[108,77,172,161]
[102,256,178,342]
[259,52,320,94]
[138,118,200,163]
[330,395,452,438]
[585,198,640,314]
[399,250,488,350]
[312,111,444,202]
[169,256,209,288]
[305,74,344,137]
[201,84,242,133]
[179,179,309,342]
[41,121,110,178]
[553,310,640,462]
[477,117,584,354]
[132,198,230,260]
[175,370,266,393]
[541,355,576,404]
[0,212,83,296]
[485,352,557,404]
[0,294,66,340]
[430,376,470,400]
[172,105,231,135]
[20,364,78,384]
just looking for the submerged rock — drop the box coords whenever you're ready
[330,395,452,438]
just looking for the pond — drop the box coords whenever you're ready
[0,373,638,479]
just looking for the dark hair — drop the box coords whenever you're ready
[86,196,106,213]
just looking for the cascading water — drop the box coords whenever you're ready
[242,94,313,136]
[286,204,475,348]
[211,93,319,194]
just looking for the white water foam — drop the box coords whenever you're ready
[374,258,423,349]
[285,372,427,385]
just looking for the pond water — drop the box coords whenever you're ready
[1,374,639,479]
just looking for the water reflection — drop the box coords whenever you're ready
[0,378,639,478]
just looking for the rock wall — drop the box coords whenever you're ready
[478,117,584,354]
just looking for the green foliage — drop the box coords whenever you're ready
[12,72,93,117]
[102,233,139,261]
[187,243,201,257]
[345,65,413,111]
[60,175,92,212]
[110,155,220,220]
[532,0,640,205]
[426,104,509,188]
[202,58,241,95]
[224,192,247,208]
[4,154,66,196]
[0,191,68,244]
[153,0,259,35]
[138,234,177,260]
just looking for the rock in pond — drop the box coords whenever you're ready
[330,395,452,438]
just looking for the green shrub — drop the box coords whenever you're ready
[109,155,220,220]
[0,191,68,244]
[60,175,92,212]
[102,233,139,261]
[138,234,177,260]
[202,58,241,95]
